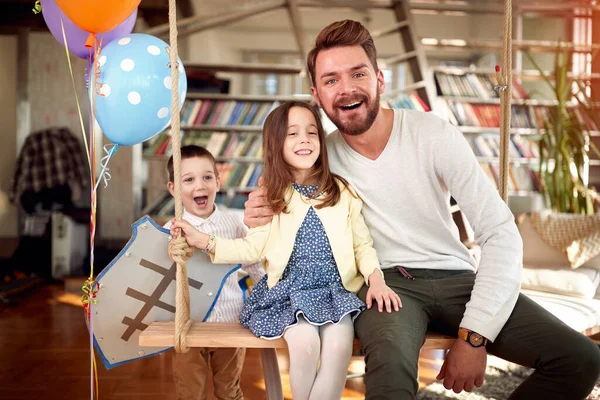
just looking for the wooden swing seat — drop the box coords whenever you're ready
[139,322,455,400]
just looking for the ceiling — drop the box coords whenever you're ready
[0,0,193,34]
[0,0,596,35]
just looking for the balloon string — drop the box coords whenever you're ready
[94,144,118,192]
[59,15,91,169]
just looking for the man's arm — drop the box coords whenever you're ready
[244,177,276,228]
[433,122,522,394]
[436,123,522,341]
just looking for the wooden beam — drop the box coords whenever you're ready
[382,50,417,66]
[184,62,302,75]
[422,39,600,53]
[430,66,600,81]
[144,8,232,36]
[147,0,286,38]
[298,0,390,9]
[381,80,427,98]
[286,0,308,63]
[390,0,433,109]
[408,0,600,14]
[297,0,600,13]
[371,20,410,39]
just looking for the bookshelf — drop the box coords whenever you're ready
[142,91,433,221]
[140,69,317,220]
[431,68,600,198]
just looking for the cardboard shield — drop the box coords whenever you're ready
[92,215,240,369]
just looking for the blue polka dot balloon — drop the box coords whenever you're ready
[94,34,187,146]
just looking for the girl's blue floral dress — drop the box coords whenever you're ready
[239,183,365,339]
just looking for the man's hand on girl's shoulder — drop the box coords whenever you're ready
[243,177,276,228]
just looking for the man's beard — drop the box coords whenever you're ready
[324,91,380,136]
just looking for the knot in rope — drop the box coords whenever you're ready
[168,235,194,264]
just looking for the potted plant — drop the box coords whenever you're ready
[525,49,600,215]
[519,49,600,270]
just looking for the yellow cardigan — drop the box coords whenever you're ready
[210,182,383,293]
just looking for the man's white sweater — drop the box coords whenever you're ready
[326,108,523,341]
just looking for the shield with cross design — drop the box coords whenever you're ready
[91,215,241,369]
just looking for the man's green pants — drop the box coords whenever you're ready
[355,268,600,400]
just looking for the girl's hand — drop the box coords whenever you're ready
[170,219,208,249]
[366,270,402,313]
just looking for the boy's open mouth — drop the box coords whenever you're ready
[194,196,208,206]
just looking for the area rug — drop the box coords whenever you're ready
[416,356,600,400]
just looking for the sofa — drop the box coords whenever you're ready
[517,215,600,336]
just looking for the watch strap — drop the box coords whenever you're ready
[458,328,488,347]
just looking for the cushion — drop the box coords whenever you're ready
[528,211,600,269]
[521,267,600,299]
[519,214,600,270]
[524,289,600,334]
[519,215,568,268]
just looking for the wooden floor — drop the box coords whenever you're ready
[0,283,444,400]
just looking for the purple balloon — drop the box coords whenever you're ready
[42,0,137,59]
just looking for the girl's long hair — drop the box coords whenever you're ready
[262,101,350,214]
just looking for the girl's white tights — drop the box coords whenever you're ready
[283,314,354,400]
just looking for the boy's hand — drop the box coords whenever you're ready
[244,177,276,228]
[366,270,402,313]
[170,219,208,249]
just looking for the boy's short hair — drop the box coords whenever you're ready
[167,145,219,182]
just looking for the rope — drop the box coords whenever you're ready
[167,0,194,353]
[495,0,513,202]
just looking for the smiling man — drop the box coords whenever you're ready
[244,19,600,400]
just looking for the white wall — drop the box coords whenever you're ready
[0,36,18,238]
[28,32,89,136]
[0,32,90,239]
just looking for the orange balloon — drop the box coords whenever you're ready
[55,0,140,34]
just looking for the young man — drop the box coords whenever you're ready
[244,20,600,399]
[165,145,264,400]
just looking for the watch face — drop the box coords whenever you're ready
[469,332,485,347]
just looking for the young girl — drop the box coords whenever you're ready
[170,101,401,400]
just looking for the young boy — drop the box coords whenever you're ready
[164,145,264,400]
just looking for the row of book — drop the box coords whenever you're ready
[383,93,430,112]
[479,162,541,193]
[145,131,264,159]
[217,162,262,190]
[438,101,600,133]
[466,134,541,192]
[466,134,540,160]
[440,100,535,129]
[181,99,281,127]
[434,72,529,99]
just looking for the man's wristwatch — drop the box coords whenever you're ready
[458,328,488,348]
